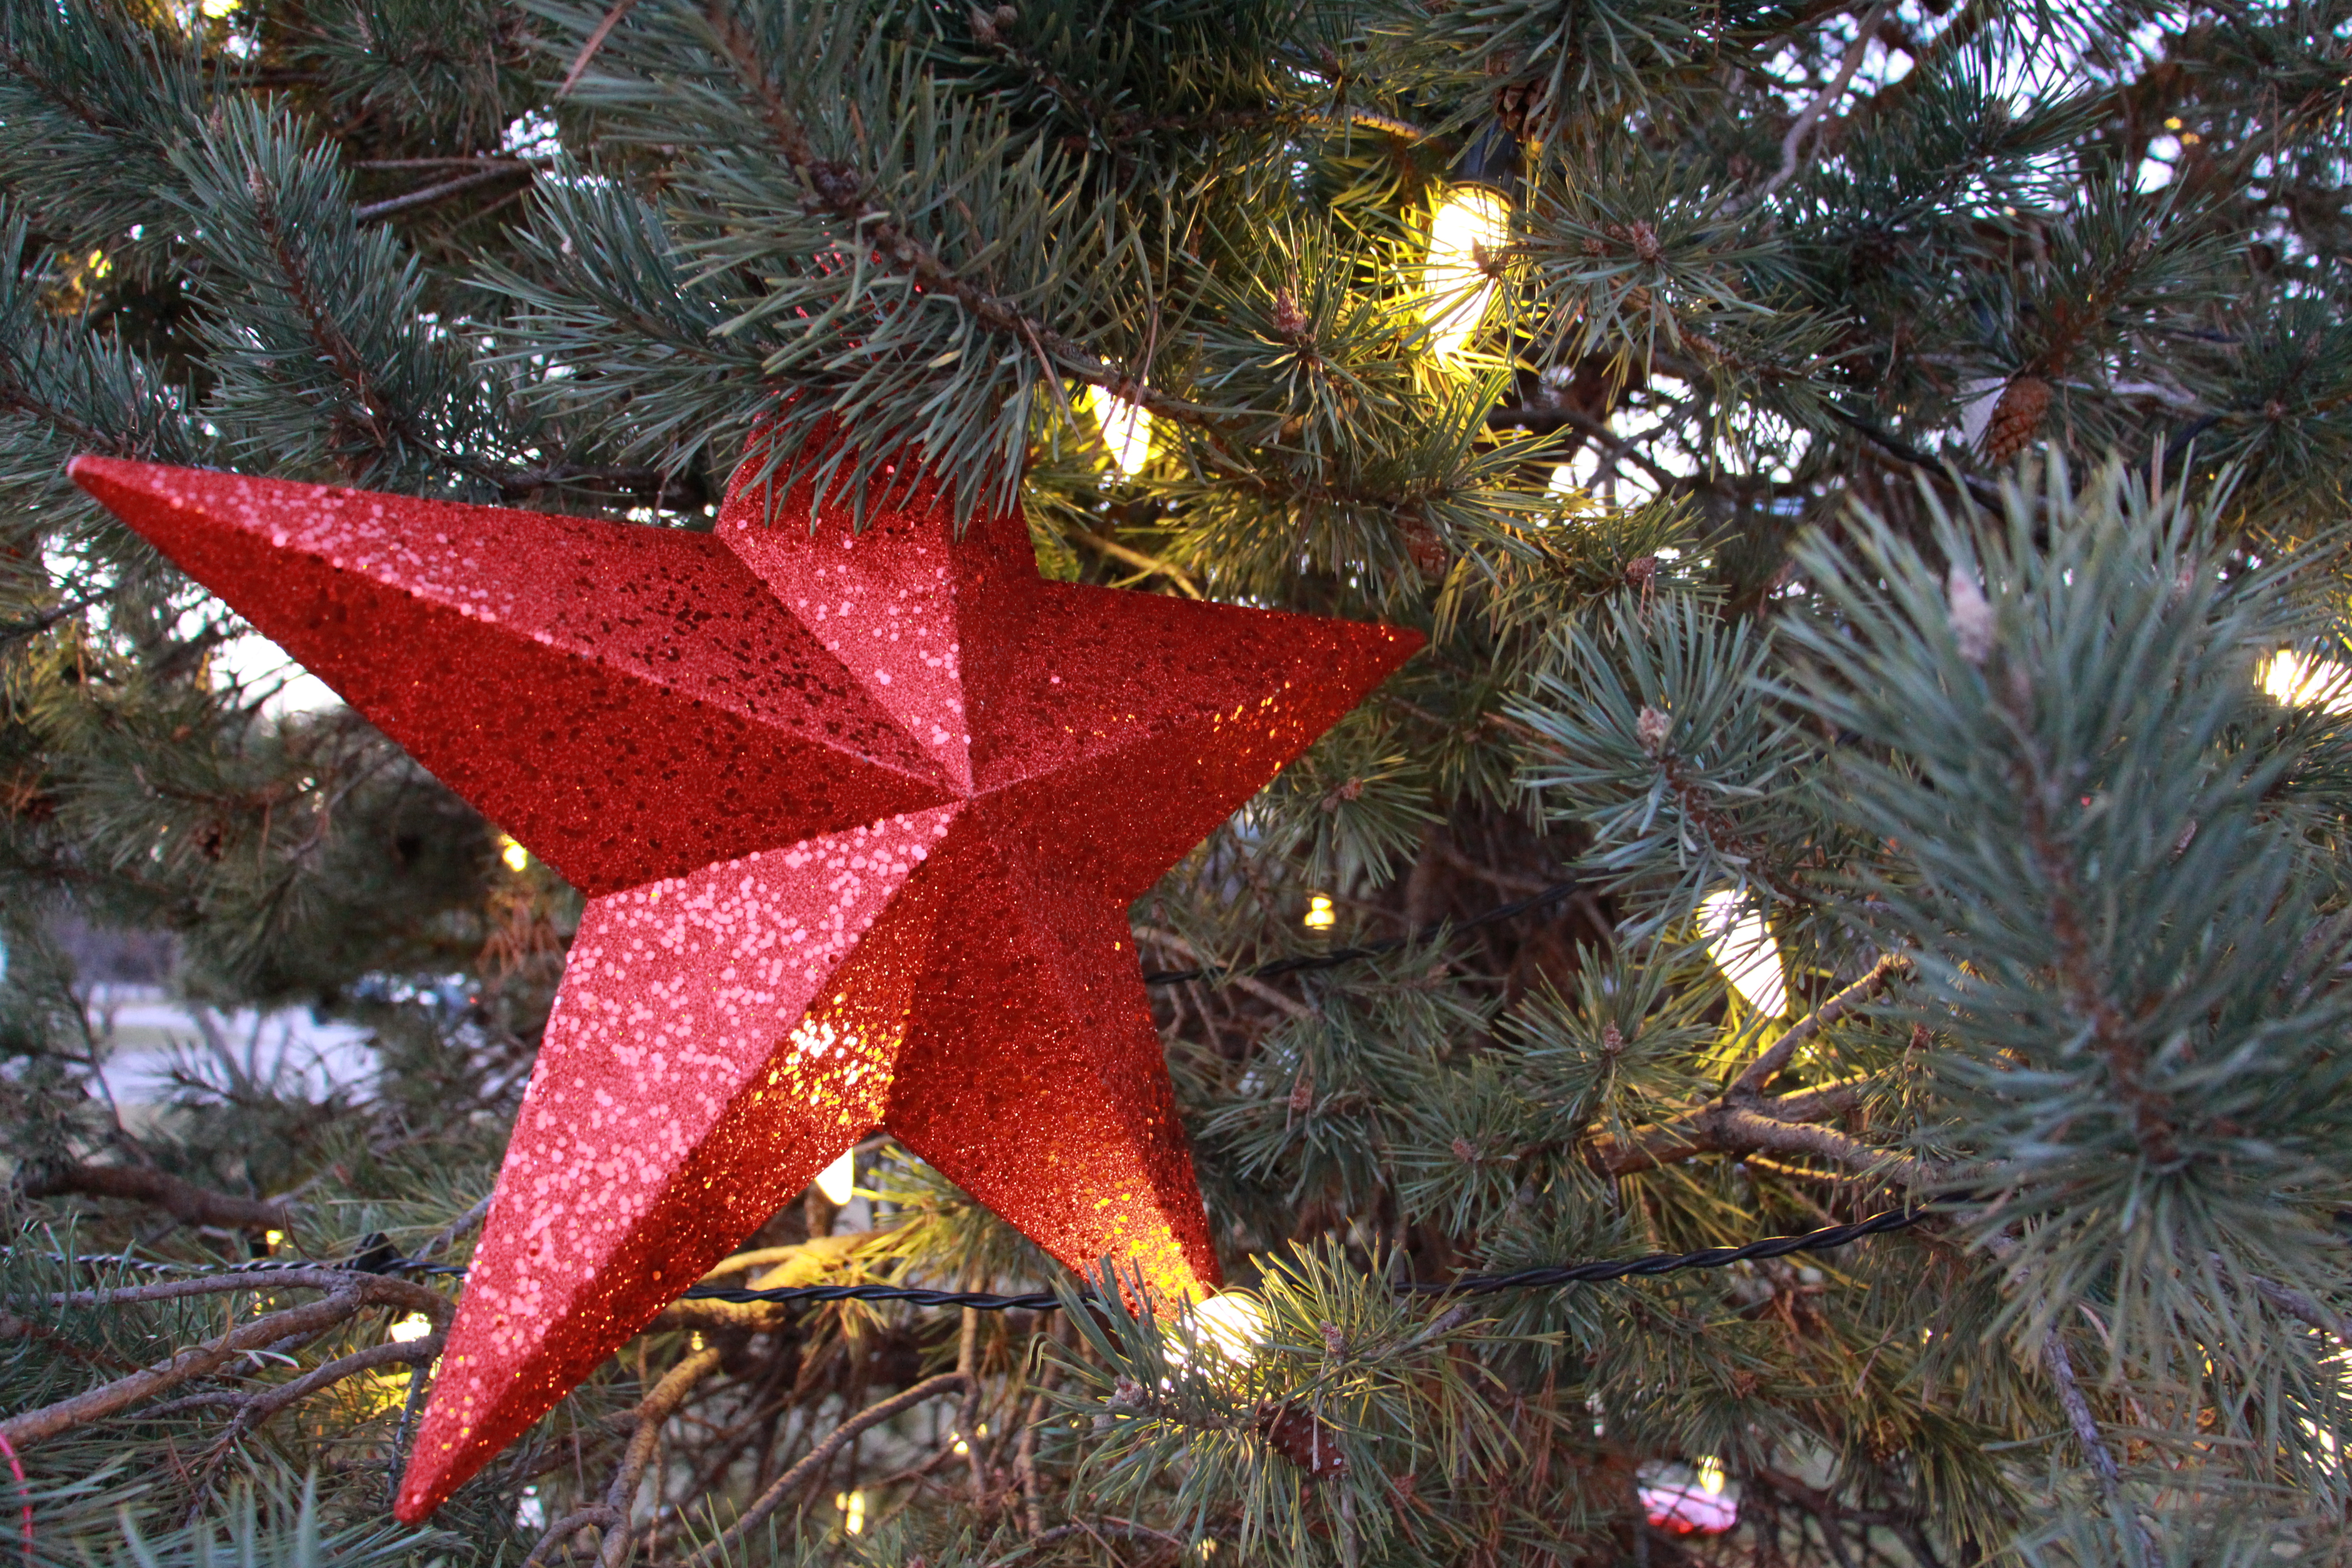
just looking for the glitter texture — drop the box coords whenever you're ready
[69,452,1422,1523]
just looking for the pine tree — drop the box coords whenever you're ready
[5,1,2352,1563]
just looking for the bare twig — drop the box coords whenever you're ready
[2250,1273,2352,1343]
[19,1163,287,1233]
[523,1504,622,1568]
[352,164,534,222]
[227,1333,443,1436]
[1728,951,1910,1102]
[36,1267,450,1318]
[2041,1333,2153,1553]
[559,0,642,97]
[1064,527,1205,598]
[676,1373,971,1568]
[1588,1090,1922,1183]
[422,1194,495,1261]
[0,591,113,647]
[597,1347,722,1568]
[1,1289,363,1448]
[1750,1,1895,208]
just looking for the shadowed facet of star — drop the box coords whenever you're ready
[71,452,1422,1523]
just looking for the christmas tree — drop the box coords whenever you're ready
[5,1,2351,1563]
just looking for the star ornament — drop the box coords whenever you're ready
[70,450,1421,1522]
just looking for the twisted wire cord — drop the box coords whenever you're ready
[1141,878,1581,987]
[15,1207,1935,1310]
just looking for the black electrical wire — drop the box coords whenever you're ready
[672,1207,1935,1310]
[27,1205,1935,1312]
[1140,877,1582,987]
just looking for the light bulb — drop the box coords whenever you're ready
[1695,1455,1727,1495]
[814,1147,857,1206]
[387,1312,435,1344]
[1085,383,1153,477]
[499,834,530,873]
[262,1229,284,1250]
[1422,185,1512,362]
[834,1490,867,1535]
[2261,650,2352,714]
[1699,889,1788,1017]
[1641,1469,1739,1535]
[1179,1291,1269,1371]
[1303,893,1336,930]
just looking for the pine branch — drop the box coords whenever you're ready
[696,2,1208,432]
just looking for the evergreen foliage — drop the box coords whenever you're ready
[3,0,2350,1563]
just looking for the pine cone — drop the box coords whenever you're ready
[1981,374,2051,463]
[1254,1401,1348,1477]
[1401,516,1450,579]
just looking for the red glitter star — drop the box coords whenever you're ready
[69,452,1420,1521]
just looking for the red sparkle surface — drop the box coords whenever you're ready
[71,452,1421,1523]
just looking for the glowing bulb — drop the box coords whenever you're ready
[814,1148,857,1206]
[1303,893,1336,930]
[498,834,530,873]
[1422,186,1512,362]
[1641,1470,1739,1535]
[834,1490,867,1534]
[262,1229,284,1250]
[1085,383,1153,477]
[2260,650,2352,714]
[1180,1291,1269,1371]
[1695,1455,1726,1495]
[1699,890,1788,1017]
[387,1312,434,1344]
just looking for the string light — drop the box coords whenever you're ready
[262,1229,284,1251]
[1303,893,1337,930]
[834,1490,867,1535]
[1422,186,1511,362]
[387,1312,435,1343]
[814,1147,858,1206]
[1085,383,1153,477]
[1421,122,1519,363]
[1179,1291,1269,1372]
[1699,890,1788,1017]
[2260,649,2352,715]
[1641,1460,1739,1535]
[498,834,530,873]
